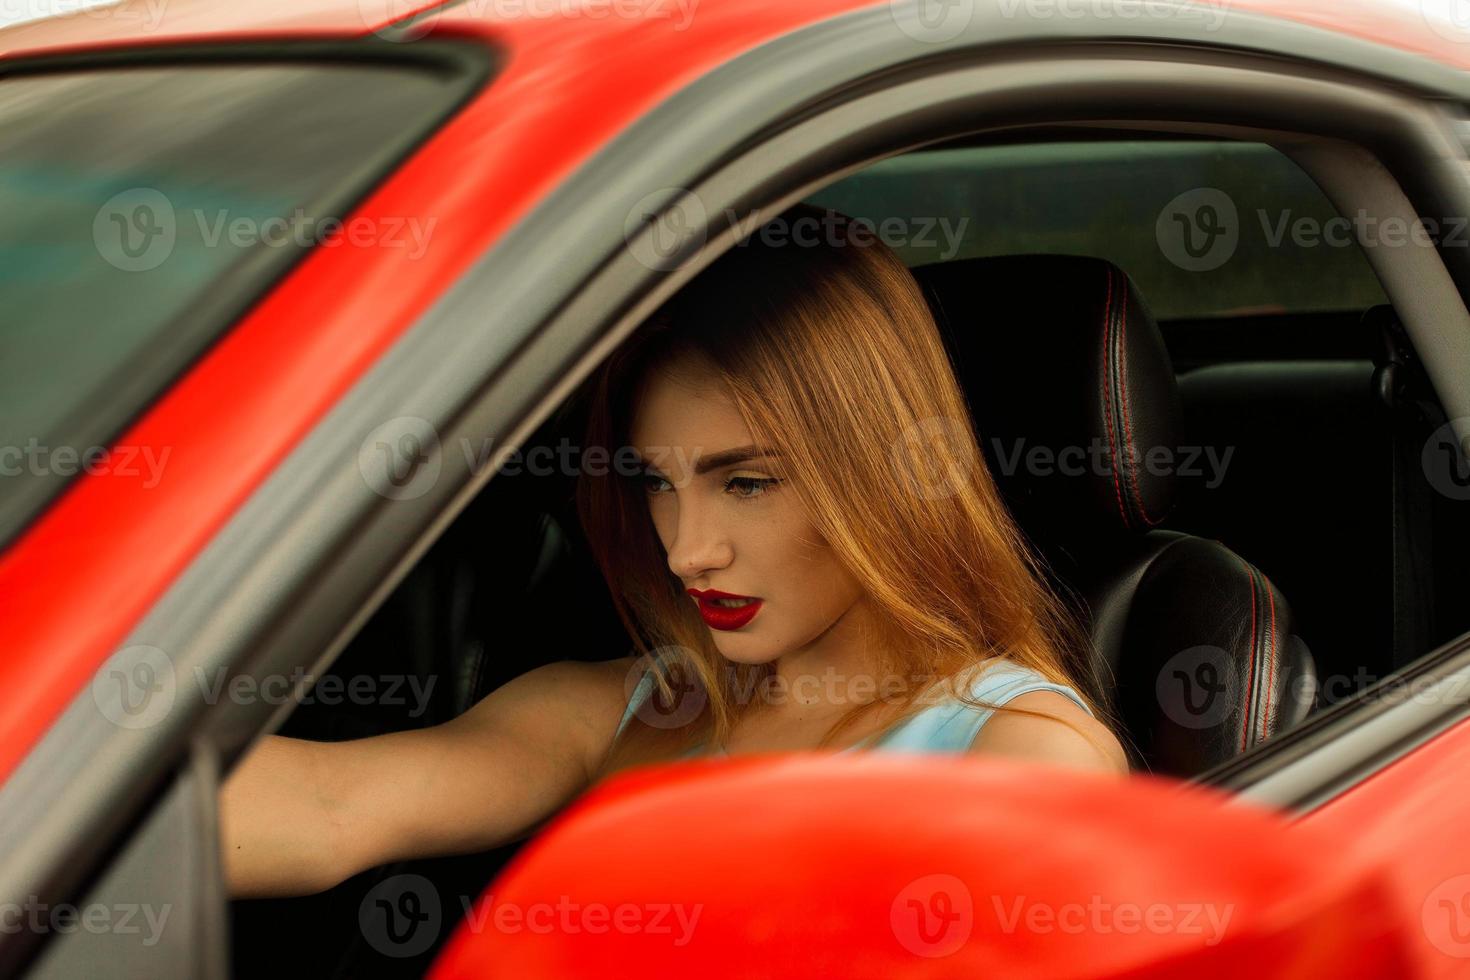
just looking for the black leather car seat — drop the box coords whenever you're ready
[913,255,1317,776]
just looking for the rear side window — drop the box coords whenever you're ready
[0,48,491,545]
[807,140,1388,321]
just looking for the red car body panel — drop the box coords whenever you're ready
[426,756,1419,978]
[1299,716,1470,978]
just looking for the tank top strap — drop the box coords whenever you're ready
[615,660,658,740]
[869,658,1092,753]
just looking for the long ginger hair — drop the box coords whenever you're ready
[577,204,1110,771]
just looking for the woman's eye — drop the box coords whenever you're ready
[724,475,781,499]
[641,472,673,495]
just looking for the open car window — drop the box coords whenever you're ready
[807,140,1389,321]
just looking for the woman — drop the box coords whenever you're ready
[219,204,1127,900]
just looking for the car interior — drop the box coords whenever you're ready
[229,133,1470,978]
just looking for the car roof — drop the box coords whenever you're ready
[2,0,1469,72]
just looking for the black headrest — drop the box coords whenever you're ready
[913,256,1183,542]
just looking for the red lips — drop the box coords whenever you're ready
[687,588,763,631]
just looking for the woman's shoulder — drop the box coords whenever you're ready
[953,658,1126,772]
[949,657,1090,713]
[872,658,1122,769]
[968,688,1128,774]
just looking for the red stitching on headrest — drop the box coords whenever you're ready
[1098,269,1129,528]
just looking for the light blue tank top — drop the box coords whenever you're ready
[614,658,1091,757]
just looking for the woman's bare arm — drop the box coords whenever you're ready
[218,656,633,898]
[968,691,1130,774]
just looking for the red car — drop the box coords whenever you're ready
[3,0,1470,976]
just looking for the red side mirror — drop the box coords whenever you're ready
[429,756,1417,978]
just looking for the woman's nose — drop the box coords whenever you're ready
[664,497,734,580]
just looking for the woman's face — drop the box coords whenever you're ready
[628,355,866,666]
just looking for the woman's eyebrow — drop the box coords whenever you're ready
[693,445,781,475]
